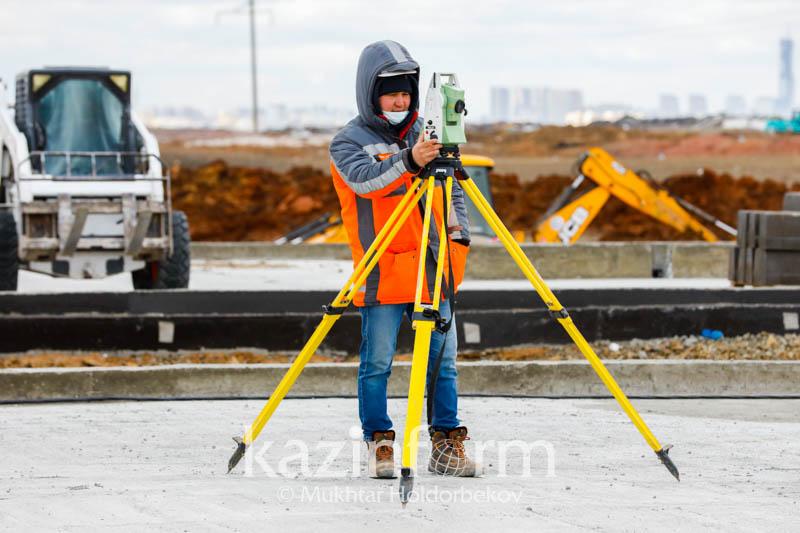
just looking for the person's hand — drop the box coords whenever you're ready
[411,129,442,168]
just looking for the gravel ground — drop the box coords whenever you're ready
[2,333,799,368]
[470,332,800,362]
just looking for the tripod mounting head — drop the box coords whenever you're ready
[422,145,470,181]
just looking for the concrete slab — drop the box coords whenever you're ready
[17,259,732,294]
[0,398,798,531]
[190,242,736,280]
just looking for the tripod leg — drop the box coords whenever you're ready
[399,176,453,504]
[430,177,453,303]
[332,179,426,305]
[459,177,679,481]
[228,179,427,473]
[399,318,434,504]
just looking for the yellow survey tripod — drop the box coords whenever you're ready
[225,147,680,505]
[395,146,465,504]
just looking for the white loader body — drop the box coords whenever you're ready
[0,68,179,283]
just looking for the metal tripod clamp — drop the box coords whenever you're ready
[422,145,467,181]
[411,306,450,333]
[322,303,347,315]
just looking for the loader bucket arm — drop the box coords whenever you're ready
[535,147,729,243]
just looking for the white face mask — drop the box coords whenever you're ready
[383,110,409,125]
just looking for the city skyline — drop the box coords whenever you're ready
[140,30,795,131]
[4,0,795,126]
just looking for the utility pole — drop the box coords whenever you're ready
[249,0,259,132]
[216,0,270,132]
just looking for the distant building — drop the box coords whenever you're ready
[526,88,548,123]
[141,106,212,129]
[489,86,583,124]
[527,88,547,122]
[777,37,794,117]
[688,94,708,117]
[658,94,680,117]
[752,96,777,116]
[725,94,747,116]
[490,86,511,122]
[544,89,583,124]
[565,104,632,126]
[143,104,355,131]
[512,87,534,122]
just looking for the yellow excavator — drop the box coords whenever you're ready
[534,147,737,244]
[277,148,736,244]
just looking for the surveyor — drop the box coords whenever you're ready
[329,40,480,479]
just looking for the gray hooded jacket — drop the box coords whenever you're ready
[329,40,470,235]
[329,40,471,305]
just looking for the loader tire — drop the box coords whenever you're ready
[132,211,191,290]
[0,210,19,291]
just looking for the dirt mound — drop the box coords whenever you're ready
[171,160,339,241]
[171,161,798,242]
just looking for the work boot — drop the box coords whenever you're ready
[428,426,482,477]
[367,430,396,479]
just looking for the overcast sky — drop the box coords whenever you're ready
[1,0,797,118]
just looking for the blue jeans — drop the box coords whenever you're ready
[358,300,459,440]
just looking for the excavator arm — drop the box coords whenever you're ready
[534,147,736,244]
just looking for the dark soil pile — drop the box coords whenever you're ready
[171,160,338,241]
[489,169,798,240]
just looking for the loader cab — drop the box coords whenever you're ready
[14,67,143,176]
[460,154,496,237]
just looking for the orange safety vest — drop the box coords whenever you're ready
[330,158,468,307]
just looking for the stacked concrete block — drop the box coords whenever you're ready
[785,192,800,212]
[730,197,800,286]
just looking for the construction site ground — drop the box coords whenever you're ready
[9,259,798,367]
[1,397,797,531]
[3,127,796,529]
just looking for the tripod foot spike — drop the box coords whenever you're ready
[227,437,248,473]
[655,444,680,481]
[399,467,414,506]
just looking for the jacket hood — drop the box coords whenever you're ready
[355,40,420,133]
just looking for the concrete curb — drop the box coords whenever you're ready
[191,241,735,279]
[2,360,798,402]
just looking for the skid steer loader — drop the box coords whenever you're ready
[0,67,190,291]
